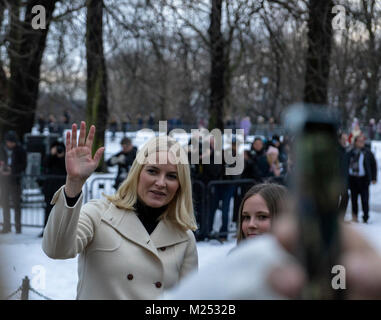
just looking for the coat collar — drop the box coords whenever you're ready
[101,202,188,257]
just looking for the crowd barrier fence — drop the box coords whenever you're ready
[0,174,258,240]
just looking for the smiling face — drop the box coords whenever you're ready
[137,151,180,208]
[241,194,272,239]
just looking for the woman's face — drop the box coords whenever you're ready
[137,151,180,208]
[241,194,272,239]
[252,139,263,152]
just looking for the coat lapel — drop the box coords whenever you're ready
[101,203,188,255]
[150,220,188,249]
[101,204,159,257]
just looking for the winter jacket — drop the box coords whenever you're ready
[347,147,377,185]
[41,154,67,198]
[199,150,225,185]
[0,143,27,183]
[162,234,290,299]
[42,186,198,300]
[106,147,137,189]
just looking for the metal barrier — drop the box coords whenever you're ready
[5,276,52,300]
[88,177,116,201]
[204,179,256,241]
[0,175,45,228]
[1,174,258,239]
[0,174,90,229]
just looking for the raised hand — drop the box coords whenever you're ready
[64,121,104,197]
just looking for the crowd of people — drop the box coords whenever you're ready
[1,118,381,300]
[36,110,72,136]
[39,122,381,300]
[0,116,378,238]
[187,133,291,241]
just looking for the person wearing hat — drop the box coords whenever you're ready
[0,130,27,234]
[106,137,137,190]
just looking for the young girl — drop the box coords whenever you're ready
[236,183,289,244]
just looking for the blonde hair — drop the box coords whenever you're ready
[105,136,197,231]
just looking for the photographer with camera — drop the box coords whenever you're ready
[39,141,67,237]
[106,137,137,190]
[0,131,27,234]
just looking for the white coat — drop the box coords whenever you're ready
[42,186,198,300]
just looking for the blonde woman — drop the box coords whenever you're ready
[42,122,198,299]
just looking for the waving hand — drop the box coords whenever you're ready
[65,121,105,197]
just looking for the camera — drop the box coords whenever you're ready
[56,145,65,154]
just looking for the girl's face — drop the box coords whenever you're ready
[137,152,180,208]
[241,194,272,239]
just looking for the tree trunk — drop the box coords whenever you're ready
[303,0,334,105]
[86,0,108,171]
[363,0,380,120]
[208,0,225,131]
[0,0,57,139]
[0,0,6,103]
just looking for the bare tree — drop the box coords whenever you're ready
[86,0,108,170]
[208,0,225,130]
[352,0,381,120]
[303,0,334,105]
[0,0,58,139]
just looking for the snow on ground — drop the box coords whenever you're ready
[0,133,381,300]
[0,227,236,300]
[1,206,381,300]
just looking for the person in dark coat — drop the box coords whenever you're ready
[106,137,137,190]
[39,141,67,237]
[338,132,350,216]
[198,136,230,240]
[234,137,267,223]
[225,140,242,233]
[0,131,27,233]
[37,114,46,134]
[242,137,266,183]
[347,134,377,223]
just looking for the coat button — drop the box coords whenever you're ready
[159,247,166,251]
[127,274,133,280]
[155,281,162,288]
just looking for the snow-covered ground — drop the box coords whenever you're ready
[0,132,381,300]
